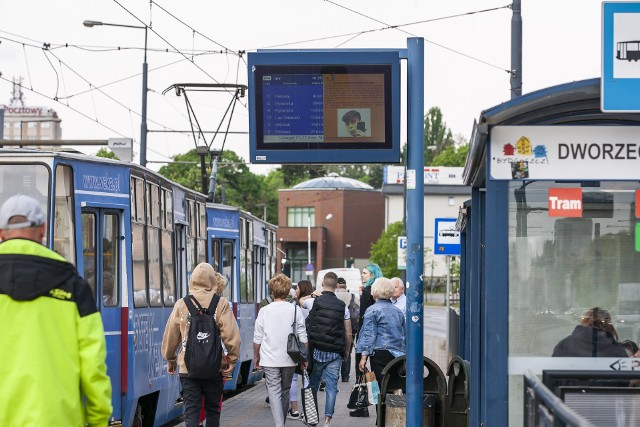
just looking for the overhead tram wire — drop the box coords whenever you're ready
[1,32,244,162]
[261,3,512,74]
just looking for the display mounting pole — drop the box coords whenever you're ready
[405,37,425,427]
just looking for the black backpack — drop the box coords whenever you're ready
[349,293,360,334]
[183,294,222,380]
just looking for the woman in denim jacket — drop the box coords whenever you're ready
[356,277,406,392]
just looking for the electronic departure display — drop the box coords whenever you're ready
[248,51,401,164]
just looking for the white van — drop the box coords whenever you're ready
[316,267,362,295]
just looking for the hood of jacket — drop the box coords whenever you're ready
[188,262,216,294]
[0,239,76,301]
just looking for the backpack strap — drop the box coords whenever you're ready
[183,295,204,315]
[208,294,221,318]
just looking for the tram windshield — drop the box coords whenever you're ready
[0,164,50,246]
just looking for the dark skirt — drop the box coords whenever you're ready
[370,349,404,391]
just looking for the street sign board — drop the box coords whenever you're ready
[602,2,640,112]
[397,236,407,270]
[434,218,460,255]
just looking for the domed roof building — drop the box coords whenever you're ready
[277,173,385,283]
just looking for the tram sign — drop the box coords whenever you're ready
[434,218,460,255]
[248,50,401,164]
[602,2,640,112]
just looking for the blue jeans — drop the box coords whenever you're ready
[309,357,342,418]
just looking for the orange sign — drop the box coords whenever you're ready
[548,188,582,217]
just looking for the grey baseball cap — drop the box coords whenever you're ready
[0,194,46,230]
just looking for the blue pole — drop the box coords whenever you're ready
[406,37,424,427]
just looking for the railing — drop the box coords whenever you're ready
[523,370,596,427]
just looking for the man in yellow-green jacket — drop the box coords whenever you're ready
[0,194,112,426]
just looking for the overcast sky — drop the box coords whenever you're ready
[0,0,603,173]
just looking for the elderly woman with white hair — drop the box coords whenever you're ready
[355,277,406,392]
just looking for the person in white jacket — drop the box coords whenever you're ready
[254,273,308,427]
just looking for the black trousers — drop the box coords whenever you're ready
[180,375,224,427]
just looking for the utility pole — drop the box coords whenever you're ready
[511,0,522,99]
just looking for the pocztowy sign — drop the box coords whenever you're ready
[490,125,640,180]
[2,105,48,116]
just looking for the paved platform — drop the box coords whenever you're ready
[170,310,448,426]
[220,378,374,427]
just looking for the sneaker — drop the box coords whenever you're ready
[265,396,270,406]
[318,381,326,391]
[287,409,300,420]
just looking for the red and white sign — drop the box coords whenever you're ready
[548,188,582,217]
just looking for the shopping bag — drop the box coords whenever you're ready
[365,370,380,405]
[347,373,369,409]
[301,371,319,426]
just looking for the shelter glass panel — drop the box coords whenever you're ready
[507,180,640,425]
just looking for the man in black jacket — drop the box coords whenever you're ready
[302,272,352,427]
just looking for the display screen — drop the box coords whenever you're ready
[248,53,400,164]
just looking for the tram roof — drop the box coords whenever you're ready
[463,78,640,188]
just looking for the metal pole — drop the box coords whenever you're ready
[510,0,522,99]
[307,215,311,266]
[406,37,425,427]
[140,25,149,167]
[446,255,451,362]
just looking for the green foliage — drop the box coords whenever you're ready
[157,149,278,224]
[95,148,119,160]
[423,107,455,166]
[369,221,404,278]
[431,144,469,167]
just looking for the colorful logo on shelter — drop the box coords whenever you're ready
[497,136,549,179]
[548,188,582,217]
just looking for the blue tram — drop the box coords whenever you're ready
[0,148,275,426]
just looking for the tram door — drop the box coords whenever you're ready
[81,208,123,419]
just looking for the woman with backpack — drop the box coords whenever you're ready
[161,263,240,427]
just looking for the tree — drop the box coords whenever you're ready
[95,148,119,160]
[157,149,277,223]
[369,221,404,278]
[431,143,469,167]
[423,107,455,166]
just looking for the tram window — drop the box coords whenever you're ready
[130,178,136,221]
[212,240,221,272]
[132,222,147,307]
[186,200,196,274]
[162,230,175,306]
[147,226,162,307]
[135,178,144,223]
[54,164,75,263]
[102,213,118,306]
[147,183,160,226]
[81,212,97,300]
[222,241,234,301]
[164,189,173,231]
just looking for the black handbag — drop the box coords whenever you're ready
[347,372,369,409]
[287,305,307,364]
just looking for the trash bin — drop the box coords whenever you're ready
[445,356,471,427]
[376,356,447,427]
[385,393,436,427]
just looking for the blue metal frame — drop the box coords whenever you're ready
[248,49,402,164]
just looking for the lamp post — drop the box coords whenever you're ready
[83,19,148,168]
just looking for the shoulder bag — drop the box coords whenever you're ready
[287,305,307,364]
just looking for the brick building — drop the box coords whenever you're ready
[277,173,385,284]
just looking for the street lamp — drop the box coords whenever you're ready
[83,19,148,167]
[307,213,333,277]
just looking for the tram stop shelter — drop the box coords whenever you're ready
[457,78,640,426]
